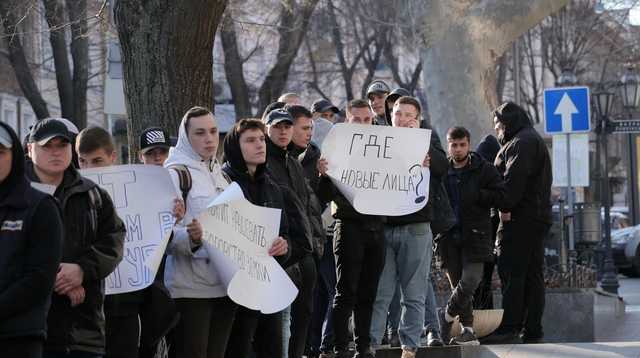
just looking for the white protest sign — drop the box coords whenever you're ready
[321,123,431,216]
[199,183,298,314]
[81,165,177,295]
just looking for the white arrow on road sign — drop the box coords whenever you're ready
[554,93,579,132]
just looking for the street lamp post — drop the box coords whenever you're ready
[621,67,640,226]
[593,88,619,294]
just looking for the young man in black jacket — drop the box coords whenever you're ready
[264,108,317,358]
[0,123,63,358]
[25,118,126,358]
[222,118,290,358]
[483,102,552,344]
[438,127,506,346]
[317,99,385,358]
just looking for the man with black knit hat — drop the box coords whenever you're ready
[482,102,552,345]
[365,80,391,125]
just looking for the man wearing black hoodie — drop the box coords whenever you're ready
[0,123,63,357]
[483,102,552,344]
[25,118,126,358]
[222,118,290,358]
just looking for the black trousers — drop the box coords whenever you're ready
[226,307,283,358]
[289,254,317,358]
[497,219,549,339]
[332,220,385,353]
[106,312,140,358]
[1,337,43,358]
[174,297,237,358]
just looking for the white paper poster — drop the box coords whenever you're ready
[81,165,177,295]
[199,183,298,314]
[321,123,431,216]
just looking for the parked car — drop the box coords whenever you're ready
[611,224,640,277]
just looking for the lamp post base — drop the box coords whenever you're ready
[600,257,620,295]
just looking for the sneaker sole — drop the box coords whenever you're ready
[452,339,480,346]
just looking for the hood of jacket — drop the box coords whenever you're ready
[493,102,532,144]
[0,122,26,204]
[164,111,221,173]
[476,134,500,163]
[222,125,267,180]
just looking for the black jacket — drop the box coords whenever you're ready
[291,142,321,193]
[0,122,63,340]
[386,122,448,226]
[25,161,125,354]
[222,130,291,267]
[494,103,553,224]
[266,139,314,265]
[444,152,506,262]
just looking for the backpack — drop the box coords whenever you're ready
[168,165,193,205]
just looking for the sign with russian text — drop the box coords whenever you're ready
[321,123,431,216]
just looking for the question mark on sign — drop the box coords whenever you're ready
[409,164,426,204]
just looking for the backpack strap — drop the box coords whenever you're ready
[168,165,192,205]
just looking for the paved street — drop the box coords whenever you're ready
[597,276,640,342]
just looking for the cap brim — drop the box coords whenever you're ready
[36,134,71,146]
[140,144,170,154]
[269,118,294,126]
[318,105,340,114]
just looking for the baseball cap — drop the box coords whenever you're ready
[311,99,340,114]
[140,127,171,154]
[29,118,72,146]
[264,109,294,126]
[0,125,13,148]
[366,80,390,98]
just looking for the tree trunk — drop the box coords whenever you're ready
[256,0,319,113]
[114,0,227,162]
[0,1,50,119]
[220,13,253,119]
[67,0,89,129]
[423,0,570,145]
[43,0,74,121]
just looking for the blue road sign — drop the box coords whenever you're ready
[543,86,591,134]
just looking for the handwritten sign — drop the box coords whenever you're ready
[81,165,177,295]
[199,183,298,314]
[321,123,431,216]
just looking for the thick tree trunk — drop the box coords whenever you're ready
[423,0,570,145]
[256,0,319,113]
[67,0,89,129]
[220,13,253,119]
[0,1,50,119]
[114,0,227,161]
[43,0,74,121]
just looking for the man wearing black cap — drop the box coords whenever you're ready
[310,99,340,147]
[264,109,317,358]
[139,127,172,165]
[365,80,391,126]
[25,118,126,358]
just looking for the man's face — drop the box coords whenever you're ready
[493,116,505,140]
[267,121,294,149]
[78,148,116,169]
[187,114,219,160]
[392,103,420,128]
[139,146,169,166]
[347,107,374,125]
[240,128,267,167]
[292,116,313,148]
[0,144,12,183]
[447,136,470,163]
[368,93,387,116]
[318,111,335,123]
[28,137,72,176]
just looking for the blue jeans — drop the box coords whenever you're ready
[424,273,440,334]
[370,223,432,350]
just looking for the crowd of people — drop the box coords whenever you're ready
[0,79,552,358]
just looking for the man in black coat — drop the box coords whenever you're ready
[0,122,63,358]
[25,118,126,358]
[438,127,506,346]
[483,102,552,344]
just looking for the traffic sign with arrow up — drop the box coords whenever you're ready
[544,86,591,134]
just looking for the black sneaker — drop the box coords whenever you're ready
[354,347,376,358]
[427,331,444,347]
[334,350,352,358]
[480,330,521,345]
[438,308,453,345]
[388,331,400,348]
[450,327,480,346]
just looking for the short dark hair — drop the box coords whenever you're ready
[235,118,267,137]
[285,105,313,122]
[76,126,114,154]
[447,126,471,142]
[394,96,422,116]
[346,99,370,114]
[184,106,212,133]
